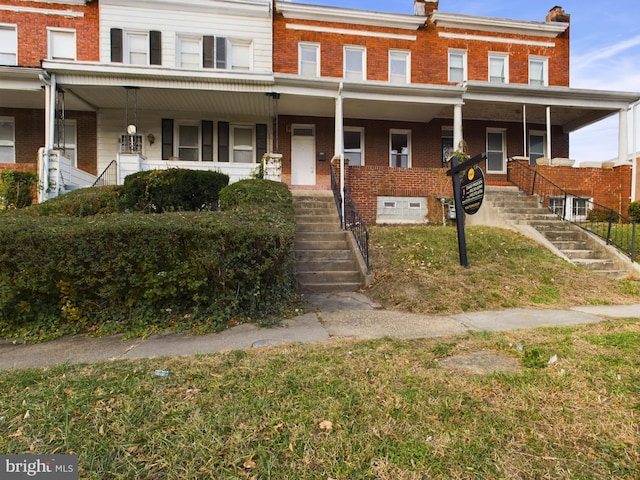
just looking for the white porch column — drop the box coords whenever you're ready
[546,106,552,161]
[453,103,463,152]
[633,102,638,201]
[335,83,345,219]
[522,104,527,157]
[618,107,629,165]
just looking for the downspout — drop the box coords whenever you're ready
[336,82,345,221]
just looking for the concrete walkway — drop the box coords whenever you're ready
[1,292,638,370]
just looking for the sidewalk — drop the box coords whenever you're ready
[1,292,638,370]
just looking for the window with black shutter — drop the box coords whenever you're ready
[202,120,213,161]
[150,30,162,66]
[162,118,174,160]
[256,124,267,162]
[218,122,229,162]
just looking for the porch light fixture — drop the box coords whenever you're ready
[147,133,156,145]
[127,124,137,135]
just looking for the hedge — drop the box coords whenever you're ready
[0,170,38,209]
[628,201,640,223]
[0,178,296,341]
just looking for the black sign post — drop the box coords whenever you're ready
[446,152,487,268]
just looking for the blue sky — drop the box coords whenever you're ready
[291,0,640,162]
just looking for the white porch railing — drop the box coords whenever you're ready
[38,148,98,203]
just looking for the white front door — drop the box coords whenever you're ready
[291,124,316,186]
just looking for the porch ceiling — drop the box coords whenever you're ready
[0,90,45,109]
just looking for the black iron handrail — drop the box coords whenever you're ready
[507,158,636,263]
[331,162,370,271]
[92,160,117,187]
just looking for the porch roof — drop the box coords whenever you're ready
[0,66,45,109]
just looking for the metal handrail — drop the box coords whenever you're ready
[507,158,636,263]
[330,163,370,271]
[92,160,117,187]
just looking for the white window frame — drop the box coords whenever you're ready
[125,30,149,66]
[529,56,548,86]
[528,130,546,165]
[231,124,256,163]
[344,46,366,81]
[486,128,507,174]
[488,52,508,84]
[47,28,76,61]
[0,24,18,65]
[230,38,252,71]
[0,116,16,163]
[57,119,77,166]
[177,34,202,69]
[389,49,410,84]
[448,49,467,83]
[176,122,201,161]
[389,129,411,168]
[299,42,320,77]
[344,127,365,166]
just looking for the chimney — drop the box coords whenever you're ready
[414,0,438,16]
[546,6,570,23]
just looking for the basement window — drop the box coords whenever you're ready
[377,196,427,224]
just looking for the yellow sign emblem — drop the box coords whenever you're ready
[467,168,475,181]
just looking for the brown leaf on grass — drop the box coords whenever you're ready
[243,460,256,469]
[319,420,333,431]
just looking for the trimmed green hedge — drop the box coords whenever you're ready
[628,201,640,223]
[121,169,229,212]
[24,185,125,217]
[0,178,295,341]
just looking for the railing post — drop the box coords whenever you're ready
[531,170,537,196]
[562,193,567,220]
[632,223,636,263]
[606,211,614,245]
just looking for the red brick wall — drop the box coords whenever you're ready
[273,9,569,86]
[532,164,632,215]
[1,0,99,66]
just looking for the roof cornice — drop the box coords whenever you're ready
[430,11,568,38]
[275,1,426,30]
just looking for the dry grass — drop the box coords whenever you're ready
[366,225,640,314]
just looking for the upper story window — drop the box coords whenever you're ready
[0,117,16,163]
[299,43,319,77]
[448,49,467,83]
[0,25,17,65]
[230,39,251,71]
[529,56,548,86]
[488,53,508,84]
[389,50,410,84]
[111,28,162,66]
[177,35,201,69]
[344,46,365,81]
[48,28,76,61]
[177,35,251,70]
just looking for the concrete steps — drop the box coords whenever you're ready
[483,187,630,279]
[292,190,365,293]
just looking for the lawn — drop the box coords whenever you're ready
[1,225,640,479]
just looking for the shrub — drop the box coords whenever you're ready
[219,178,293,215]
[0,170,38,209]
[628,201,640,223]
[586,207,613,223]
[121,169,229,213]
[24,185,125,217]
[0,177,296,342]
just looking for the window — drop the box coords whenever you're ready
[529,56,548,86]
[344,46,365,81]
[0,25,17,65]
[126,31,149,65]
[549,196,591,221]
[111,29,161,65]
[55,119,77,166]
[549,197,565,217]
[389,50,410,84]
[529,131,546,165]
[344,127,364,166]
[488,53,508,84]
[299,43,319,77]
[448,50,467,83]
[204,36,229,69]
[572,197,590,220]
[486,129,506,173]
[0,117,15,163]
[232,126,254,163]
[48,28,76,61]
[390,129,411,168]
[178,124,199,161]
[177,35,201,69]
[441,127,454,167]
